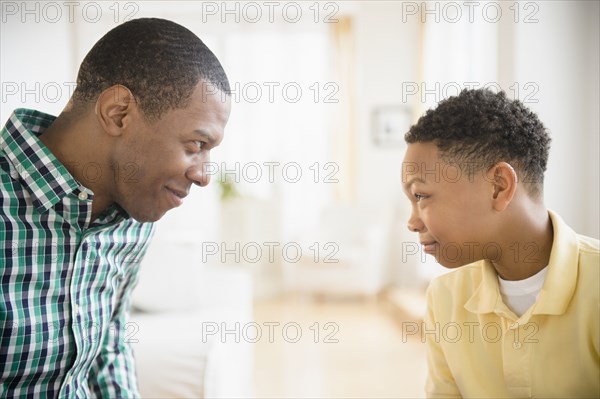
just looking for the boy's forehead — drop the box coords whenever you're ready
[402,142,441,185]
[402,142,439,164]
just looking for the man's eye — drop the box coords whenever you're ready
[414,193,427,202]
[187,141,205,154]
[189,141,205,152]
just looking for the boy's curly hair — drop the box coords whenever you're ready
[405,89,551,197]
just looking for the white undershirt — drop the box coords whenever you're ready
[498,266,549,317]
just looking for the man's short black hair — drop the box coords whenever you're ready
[73,17,230,120]
[405,89,551,197]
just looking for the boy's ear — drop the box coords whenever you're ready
[94,85,138,137]
[490,162,518,211]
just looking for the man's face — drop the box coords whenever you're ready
[112,81,231,222]
[402,142,497,268]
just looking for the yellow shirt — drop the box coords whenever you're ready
[425,211,600,398]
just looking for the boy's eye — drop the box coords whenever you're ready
[414,193,427,202]
[195,141,205,149]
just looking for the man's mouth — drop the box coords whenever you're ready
[165,187,187,207]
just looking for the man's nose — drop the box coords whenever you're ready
[186,166,210,187]
[186,156,211,187]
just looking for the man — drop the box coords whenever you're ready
[1,18,231,397]
[402,89,599,397]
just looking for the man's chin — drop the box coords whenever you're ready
[124,206,167,223]
[132,214,163,223]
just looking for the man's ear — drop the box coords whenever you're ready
[489,162,518,211]
[94,85,138,137]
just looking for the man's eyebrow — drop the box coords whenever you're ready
[192,129,216,144]
[403,177,426,190]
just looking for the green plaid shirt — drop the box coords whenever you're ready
[1,109,155,398]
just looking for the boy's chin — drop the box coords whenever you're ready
[435,257,478,269]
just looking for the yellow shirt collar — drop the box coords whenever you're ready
[464,210,579,318]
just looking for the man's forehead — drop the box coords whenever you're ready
[184,83,231,125]
[196,80,231,106]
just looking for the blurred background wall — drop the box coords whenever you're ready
[2,0,598,295]
[2,1,599,397]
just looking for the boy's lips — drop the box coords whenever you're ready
[420,241,438,253]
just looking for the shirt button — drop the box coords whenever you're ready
[513,341,522,349]
[78,191,88,201]
[73,303,80,315]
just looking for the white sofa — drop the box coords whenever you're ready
[129,239,255,398]
[282,204,390,296]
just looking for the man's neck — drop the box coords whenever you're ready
[39,110,114,221]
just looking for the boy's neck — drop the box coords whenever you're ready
[491,206,554,281]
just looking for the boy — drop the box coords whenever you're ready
[402,89,599,397]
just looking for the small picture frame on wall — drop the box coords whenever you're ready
[372,106,412,147]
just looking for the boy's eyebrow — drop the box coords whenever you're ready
[403,177,426,191]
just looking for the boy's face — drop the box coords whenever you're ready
[402,142,497,268]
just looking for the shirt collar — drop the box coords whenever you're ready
[2,109,99,216]
[91,203,131,227]
[464,259,505,315]
[464,210,579,318]
[533,210,579,315]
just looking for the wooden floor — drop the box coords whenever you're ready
[252,294,427,398]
